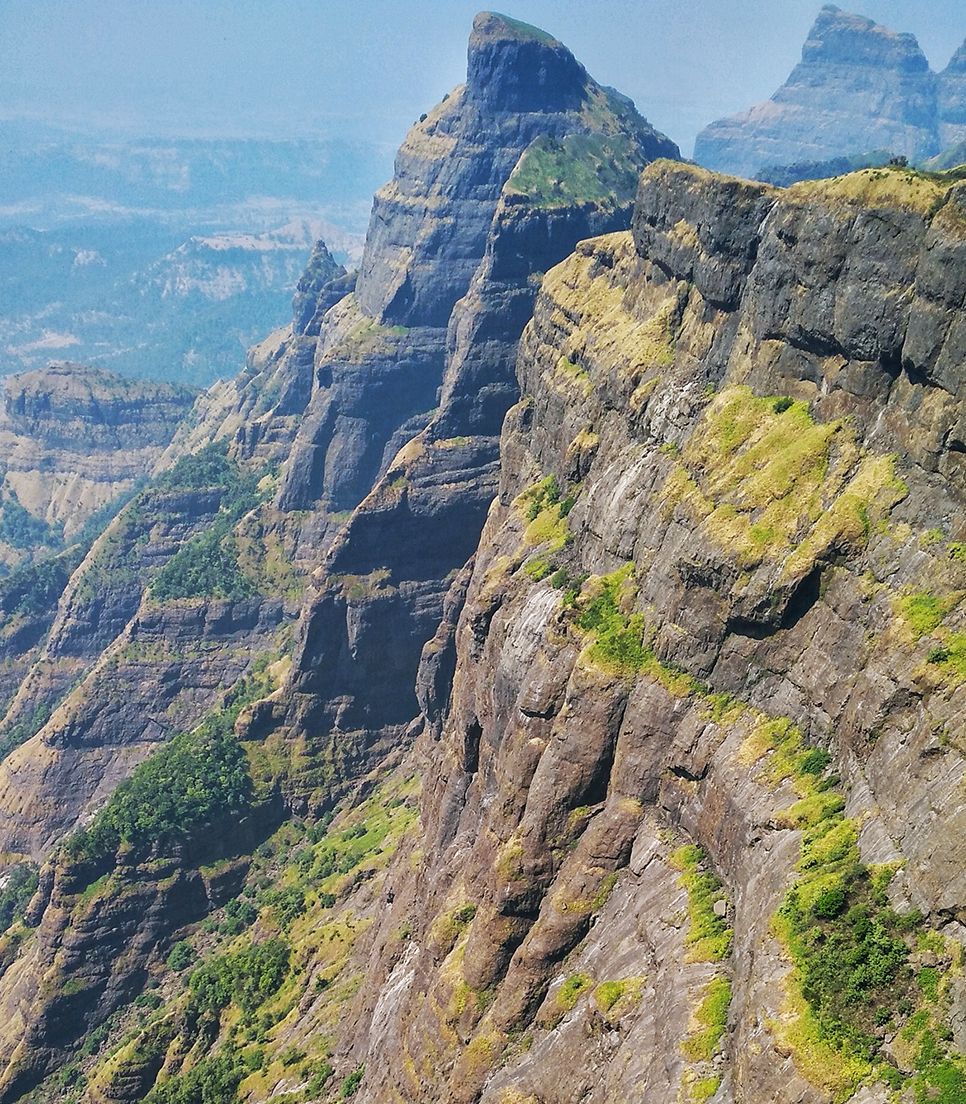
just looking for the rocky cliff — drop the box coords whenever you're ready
[0,12,962,1104]
[0,365,194,562]
[694,5,945,179]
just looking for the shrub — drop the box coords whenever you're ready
[0,862,38,930]
[166,941,196,972]
[189,939,289,1016]
[340,1066,365,1098]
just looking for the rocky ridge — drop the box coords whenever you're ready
[0,15,680,1100]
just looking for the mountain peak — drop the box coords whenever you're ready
[467,10,588,111]
[694,5,939,178]
[803,5,929,71]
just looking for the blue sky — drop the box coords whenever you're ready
[1,1,963,154]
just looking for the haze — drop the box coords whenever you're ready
[2,0,963,156]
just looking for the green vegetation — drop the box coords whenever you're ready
[150,442,263,602]
[592,976,645,1016]
[0,489,61,550]
[507,132,642,208]
[0,549,79,621]
[682,976,732,1061]
[0,700,51,763]
[151,525,255,602]
[518,475,572,552]
[556,972,592,1012]
[340,1066,365,1098]
[0,862,38,931]
[486,13,556,44]
[216,896,258,935]
[65,666,274,865]
[669,844,733,963]
[144,1045,258,1104]
[661,385,906,573]
[897,592,960,638]
[687,1073,722,1102]
[166,941,197,972]
[189,938,289,1016]
[572,566,700,695]
[336,298,408,361]
[555,355,592,397]
[743,713,966,1100]
[156,442,244,493]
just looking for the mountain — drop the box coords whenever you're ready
[694,5,942,179]
[0,129,378,387]
[939,37,966,148]
[0,219,362,387]
[0,11,961,1104]
[0,364,194,561]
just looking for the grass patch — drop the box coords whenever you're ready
[507,132,643,209]
[557,972,592,1012]
[661,386,906,572]
[669,845,732,963]
[517,476,572,553]
[682,976,732,1061]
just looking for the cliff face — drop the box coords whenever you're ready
[939,38,966,150]
[0,365,194,562]
[694,5,942,179]
[0,14,963,1104]
[258,159,958,1104]
[0,15,684,1100]
[180,11,678,812]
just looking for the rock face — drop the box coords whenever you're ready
[0,364,194,561]
[939,38,966,149]
[0,13,962,1104]
[314,158,965,1104]
[694,5,941,179]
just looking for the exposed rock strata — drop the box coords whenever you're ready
[0,364,194,565]
[695,5,942,179]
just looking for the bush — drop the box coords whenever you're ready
[0,863,38,930]
[219,897,258,935]
[340,1067,365,1098]
[166,941,197,972]
[66,724,252,863]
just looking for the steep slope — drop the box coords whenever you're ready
[1,154,962,1103]
[0,365,194,565]
[30,157,962,1104]
[0,15,681,1100]
[939,38,966,149]
[354,159,966,1103]
[0,366,195,715]
[694,5,940,179]
[1,14,963,1104]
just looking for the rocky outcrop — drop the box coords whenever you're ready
[939,38,966,149]
[694,5,941,179]
[256,12,678,813]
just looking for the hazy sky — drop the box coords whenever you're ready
[1,1,963,155]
